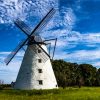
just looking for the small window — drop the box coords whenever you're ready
[38,59,42,63]
[38,80,43,85]
[38,49,41,53]
[38,69,42,73]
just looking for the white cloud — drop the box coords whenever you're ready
[66,49,100,61]
[62,32,100,44]
[0,0,58,24]
[42,28,100,50]
[0,0,24,23]
[92,62,100,68]
[62,7,76,28]
[54,48,100,68]
[0,52,10,55]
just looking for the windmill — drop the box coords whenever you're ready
[4,8,58,90]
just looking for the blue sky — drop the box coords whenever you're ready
[0,0,100,83]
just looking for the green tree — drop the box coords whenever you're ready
[95,68,100,86]
[78,64,97,86]
[52,60,98,87]
[52,60,78,87]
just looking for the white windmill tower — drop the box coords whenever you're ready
[5,8,58,90]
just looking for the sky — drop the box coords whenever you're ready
[0,0,100,83]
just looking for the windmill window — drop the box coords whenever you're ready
[38,49,41,53]
[38,59,42,63]
[38,69,42,73]
[38,80,43,85]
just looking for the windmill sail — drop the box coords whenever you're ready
[4,39,27,65]
[14,8,56,37]
[32,8,56,35]
[14,19,32,36]
[30,8,56,36]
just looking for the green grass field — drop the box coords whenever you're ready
[0,87,100,100]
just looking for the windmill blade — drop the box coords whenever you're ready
[30,8,56,36]
[4,39,28,65]
[33,8,56,34]
[14,19,32,36]
[29,8,56,58]
[14,8,56,37]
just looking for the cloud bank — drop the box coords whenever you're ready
[0,0,58,23]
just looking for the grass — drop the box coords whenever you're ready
[0,87,100,100]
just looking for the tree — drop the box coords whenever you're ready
[78,64,97,86]
[95,68,100,86]
[52,60,78,87]
[52,60,98,87]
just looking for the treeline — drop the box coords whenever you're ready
[52,60,100,88]
[0,84,11,90]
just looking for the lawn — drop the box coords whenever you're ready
[0,87,100,100]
